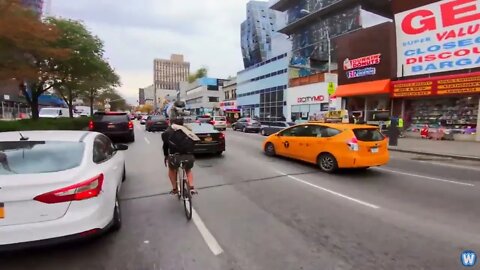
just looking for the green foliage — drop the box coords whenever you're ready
[188,67,208,83]
[0,118,91,132]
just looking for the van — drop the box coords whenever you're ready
[39,107,70,119]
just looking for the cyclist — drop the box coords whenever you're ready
[162,102,200,195]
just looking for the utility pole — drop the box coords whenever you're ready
[45,0,52,16]
[154,85,158,113]
[324,24,331,73]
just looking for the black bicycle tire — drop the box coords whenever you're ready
[182,169,192,220]
[176,168,181,200]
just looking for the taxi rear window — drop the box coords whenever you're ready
[353,128,385,142]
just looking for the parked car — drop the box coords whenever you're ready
[210,116,227,131]
[185,123,225,155]
[39,107,70,119]
[146,115,169,132]
[263,123,389,173]
[196,115,212,124]
[232,118,261,133]
[89,112,135,142]
[0,131,128,250]
[260,122,295,136]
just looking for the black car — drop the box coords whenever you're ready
[185,123,225,155]
[232,118,261,133]
[146,115,169,132]
[90,112,135,142]
[260,122,295,136]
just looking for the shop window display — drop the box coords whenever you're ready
[405,97,478,137]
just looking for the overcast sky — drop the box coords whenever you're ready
[51,1,389,104]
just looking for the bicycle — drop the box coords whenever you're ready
[175,158,193,220]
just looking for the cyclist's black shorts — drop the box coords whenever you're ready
[168,154,194,170]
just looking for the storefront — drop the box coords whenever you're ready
[286,82,330,122]
[392,0,480,141]
[220,100,240,123]
[392,72,480,141]
[333,22,397,124]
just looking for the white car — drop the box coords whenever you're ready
[0,130,128,250]
[140,115,148,125]
[212,116,227,131]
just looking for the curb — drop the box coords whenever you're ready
[388,148,480,162]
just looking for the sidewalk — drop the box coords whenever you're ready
[389,138,480,161]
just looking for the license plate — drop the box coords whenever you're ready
[204,137,212,142]
[0,203,4,219]
[108,124,116,129]
[371,147,379,153]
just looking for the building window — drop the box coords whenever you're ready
[209,97,219,102]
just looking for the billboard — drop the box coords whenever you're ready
[395,0,480,77]
[335,22,396,85]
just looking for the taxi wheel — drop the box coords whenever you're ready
[265,143,276,156]
[318,153,338,173]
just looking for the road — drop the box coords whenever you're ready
[2,122,480,270]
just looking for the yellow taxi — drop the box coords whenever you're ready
[263,122,389,172]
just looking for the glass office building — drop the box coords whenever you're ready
[271,0,391,77]
[237,53,290,122]
[241,1,280,68]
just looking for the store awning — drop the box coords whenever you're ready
[334,79,391,97]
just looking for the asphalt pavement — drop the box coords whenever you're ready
[2,122,480,270]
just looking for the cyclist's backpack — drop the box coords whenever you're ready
[168,129,195,154]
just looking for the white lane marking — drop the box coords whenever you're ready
[274,170,380,209]
[192,208,224,256]
[374,167,475,187]
[144,137,150,144]
[417,160,480,172]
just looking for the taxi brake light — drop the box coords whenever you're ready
[347,137,359,151]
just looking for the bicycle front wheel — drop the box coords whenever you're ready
[182,173,192,220]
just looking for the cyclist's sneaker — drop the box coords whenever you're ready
[190,188,198,195]
[169,189,178,195]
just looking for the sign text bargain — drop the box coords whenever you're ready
[395,0,480,77]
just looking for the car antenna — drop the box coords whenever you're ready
[19,132,29,141]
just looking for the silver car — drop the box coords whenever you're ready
[212,116,227,131]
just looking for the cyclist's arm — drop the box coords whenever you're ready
[161,131,169,157]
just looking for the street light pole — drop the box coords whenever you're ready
[324,25,331,73]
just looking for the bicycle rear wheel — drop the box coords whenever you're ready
[176,171,181,200]
[182,170,192,220]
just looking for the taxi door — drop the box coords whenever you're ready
[273,125,307,159]
[299,125,338,163]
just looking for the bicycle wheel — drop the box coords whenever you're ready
[182,169,192,220]
[176,170,181,200]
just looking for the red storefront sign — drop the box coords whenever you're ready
[392,71,480,97]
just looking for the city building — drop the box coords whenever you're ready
[270,0,391,80]
[220,78,239,123]
[138,88,145,105]
[390,0,480,141]
[286,73,338,122]
[334,22,396,125]
[179,77,225,116]
[154,54,190,91]
[21,0,44,17]
[237,52,290,122]
[241,1,290,68]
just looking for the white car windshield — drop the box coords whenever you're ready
[0,141,85,175]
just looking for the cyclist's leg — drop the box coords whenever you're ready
[167,156,179,193]
[183,154,196,194]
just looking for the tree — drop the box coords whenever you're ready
[0,0,71,119]
[45,18,118,118]
[82,60,120,116]
[188,67,208,83]
[98,88,128,111]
